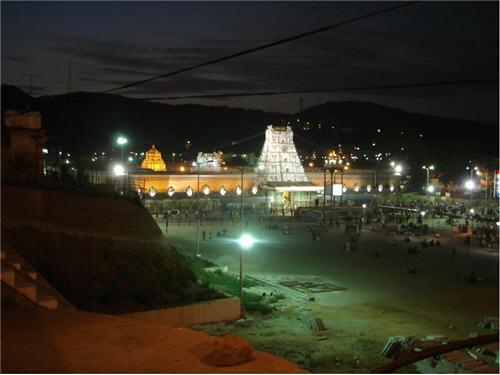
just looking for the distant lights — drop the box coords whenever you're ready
[362,203,367,209]
[465,180,475,190]
[427,185,435,193]
[367,185,372,193]
[219,186,226,196]
[167,186,175,197]
[202,185,210,195]
[251,186,258,195]
[354,185,360,192]
[378,184,383,192]
[42,148,48,154]
[420,211,426,216]
[469,208,475,214]
[186,186,193,197]
[390,185,395,192]
[236,185,242,196]
[113,164,125,176]
[179,166,185,172]
[117,136,128,145]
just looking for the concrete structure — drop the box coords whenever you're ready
[121,297,241,327]
[130,169,396,196]
[1,110,45,181]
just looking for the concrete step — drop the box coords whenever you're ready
[1,265,16,287]
[7,258,22,271]
[2,249,62,310]
[37,293,59,310]
[16,282,38,302]
[20,268,37,281]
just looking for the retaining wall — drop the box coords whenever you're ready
[120,297,240,327]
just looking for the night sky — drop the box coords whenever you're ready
[2,1,498,123]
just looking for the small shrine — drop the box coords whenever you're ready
[141,145,167,172]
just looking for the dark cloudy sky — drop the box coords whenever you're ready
[2,1,498,123]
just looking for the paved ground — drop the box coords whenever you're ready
[160,215,499,372]
[1,305,306,373]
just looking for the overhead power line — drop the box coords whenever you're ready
[141,78,499,101]
[104,1,419,93]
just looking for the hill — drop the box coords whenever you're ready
[2,84,497,180]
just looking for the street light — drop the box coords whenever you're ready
[465,180,475,190]
[238,233,255,250]
[113,164,125,176]
[422,165,435,192]
[237,233,255,316]
[116,136,128,163]
[427,185,435,193]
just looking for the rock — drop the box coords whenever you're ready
[191,335,254,367]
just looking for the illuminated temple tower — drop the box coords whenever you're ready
[257,125,308,184]
[141,145,167,172]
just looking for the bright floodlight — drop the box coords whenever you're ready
[236,186,242,196]
[251,186,258,195]
[186,186,193,197]
[427,185,435,193]
[469,208,475,214]
[113,164,125,176]
[465,180,475,190]
[420,211,426,216]
[390,161,395,167]
[219,186,226,196]
[362,203,367,209]
[394,165,403,174]
[167,186,175,197]
[117,136,128,145]
[238,234,255,249]
[429,165,435,170]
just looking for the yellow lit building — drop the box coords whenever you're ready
[141,145,167,172]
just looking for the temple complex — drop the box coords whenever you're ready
[257,125,308,184]
[140,145,167,172]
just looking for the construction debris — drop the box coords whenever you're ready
[298,311,327,331]
[478,317,499,331]
[381,335,448,360]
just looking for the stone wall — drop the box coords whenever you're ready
[120,297,241,327]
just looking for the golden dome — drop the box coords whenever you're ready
[141,144,167,172]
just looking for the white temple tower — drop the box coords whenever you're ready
[257,125,308,184]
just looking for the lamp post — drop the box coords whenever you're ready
[422,165,435,193]
[237,233,255,317]
[116,136,128,164]
[465,165,478,207]
[195,156,214,257]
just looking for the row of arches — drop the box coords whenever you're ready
[147,184,260,198]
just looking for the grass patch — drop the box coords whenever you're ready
[182,253,274,314]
